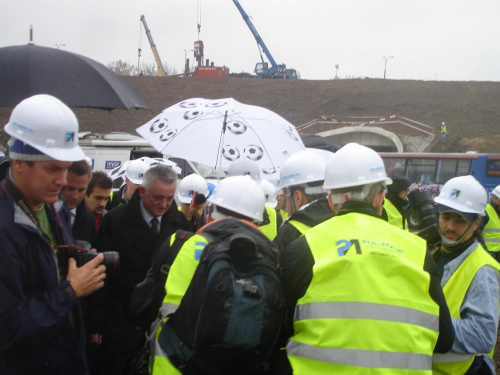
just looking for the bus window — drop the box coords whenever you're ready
[487,160,500,177]
[435,158,469,184]
[407,158,437,185]
[385,158,406,178]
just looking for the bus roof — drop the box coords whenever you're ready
[378,152,500,160]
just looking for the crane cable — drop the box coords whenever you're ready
[137,19,143,74]
[197,0,202,40]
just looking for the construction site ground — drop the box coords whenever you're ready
[1,76,500,153]
[1,77,500,371]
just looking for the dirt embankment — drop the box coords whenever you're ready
[1,77,500,153]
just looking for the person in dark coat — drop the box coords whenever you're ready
[0,94,106,375]
[91,165,188,375]
[381,174,412,230]
[60,159,95,244]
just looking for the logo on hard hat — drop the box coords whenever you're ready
[450,188,461,200]
[65,132,75,146]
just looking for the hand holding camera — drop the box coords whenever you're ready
[67,254,107,297]
[60,241,120,297]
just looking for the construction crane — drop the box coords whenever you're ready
[232,0,298,79]
[140,15,167,76]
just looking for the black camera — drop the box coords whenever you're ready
[406,190,441,249]
[59,240,119,272]
[406,190,436,231]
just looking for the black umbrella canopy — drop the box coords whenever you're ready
[0,44,149,110]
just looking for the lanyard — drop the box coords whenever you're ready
[2,176,67,247]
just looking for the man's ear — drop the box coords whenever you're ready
[138,186,146,198]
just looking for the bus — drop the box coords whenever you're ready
[379,152,500,196]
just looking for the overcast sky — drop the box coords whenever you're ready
[2,0,500,81]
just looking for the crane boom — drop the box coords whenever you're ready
[232,0,297,79]
[232,0,277,67]
[140,15,167,76]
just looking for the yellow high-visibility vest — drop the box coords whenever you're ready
[384,198,408,230]
[259,206,278,240]
[483,204,500,252]
[279,209,288,221]
[150,233,210,374]
[288,219,311,235]
[432,244,500,375]
[287,213,439,374]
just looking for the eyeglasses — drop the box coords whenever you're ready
[379,183,388,193]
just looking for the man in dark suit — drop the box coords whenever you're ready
[60,159,95,244]
[92,165,188,375]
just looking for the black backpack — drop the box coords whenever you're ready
[129,229,196,330]
[158,232,285,375]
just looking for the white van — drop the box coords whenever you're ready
[79,132,224,183]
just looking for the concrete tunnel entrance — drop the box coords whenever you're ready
[316,127,403,152]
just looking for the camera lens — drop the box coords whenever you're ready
[101,251,119,272]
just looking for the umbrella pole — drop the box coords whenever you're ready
[215,111,228,182]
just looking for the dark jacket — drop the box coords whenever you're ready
[273,195,334,256]
[72,199,96,245]
[0,176,88,375]
[281,199,455,354]
[105,184,127,212]
[91,189,188,373]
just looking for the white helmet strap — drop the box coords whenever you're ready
[439,218,479,247]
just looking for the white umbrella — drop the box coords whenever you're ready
[107,156,181,181]
[136,98,305,180]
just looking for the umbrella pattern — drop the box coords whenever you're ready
[136,98,305,180]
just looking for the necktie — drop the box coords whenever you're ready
[151,217,159,236]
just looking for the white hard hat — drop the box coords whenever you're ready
[125,160,149,185]
[492,185,500,199]
[442,122,445,126]
[323,143,392,190]
[5,94,84,161]
[259,179,278,208]
[279,150,325,194]
[208,175,265,223]
[227,158,261,181]
[434,175,487,217]
[177,173,209,204]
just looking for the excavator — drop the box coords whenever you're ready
[232,0,298,79]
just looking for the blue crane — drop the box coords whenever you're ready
[232,0,298,79]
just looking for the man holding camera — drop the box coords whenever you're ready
[433,176,500,374]
[0,95,107,375]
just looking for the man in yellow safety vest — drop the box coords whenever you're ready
[480,184,500,261]
[433,176,500,374]
[281,143,454,374]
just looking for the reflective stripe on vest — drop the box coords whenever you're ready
[151,233,210,374]
[287,341,432,371]
[432,243,500,374]
[295,301,438,332]
[384,198,407,230]
[288,213,439,374]
[259,206,278,240]
[289,219,311,235]
[483,204,500,252]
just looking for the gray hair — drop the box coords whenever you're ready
[329,182,384,206]
[142,165,177,191]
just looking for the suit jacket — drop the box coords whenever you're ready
[72,199,96,246]
[91,189,188,334]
